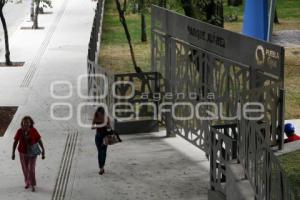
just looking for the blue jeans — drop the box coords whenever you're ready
[95,132,107,169]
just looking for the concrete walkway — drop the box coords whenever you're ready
[0,0,210,200]
[71,132,210,200]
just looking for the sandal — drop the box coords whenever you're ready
[99,169,105,175]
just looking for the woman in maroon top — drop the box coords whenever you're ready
[11,116,45,192]
[92,107,110,175]
[92,107,122,175]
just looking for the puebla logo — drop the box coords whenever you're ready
[255,45,265,65]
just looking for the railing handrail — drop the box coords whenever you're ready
[238,89,296,200]
[88,0,105,62]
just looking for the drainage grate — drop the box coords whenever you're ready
[51,132,78,200]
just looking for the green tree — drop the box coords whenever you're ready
[115,0,139,71]
[159,0,166,7]
[274,8,279,24]
[181,0,194,17]
[180,0,224,27]
[192,0,224,27]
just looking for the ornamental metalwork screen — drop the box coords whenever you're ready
[151,5,292,199]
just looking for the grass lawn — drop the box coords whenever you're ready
[224,0,300,21]
[278,150,300,199]
[99,0,151,73]
[99,0,300,118]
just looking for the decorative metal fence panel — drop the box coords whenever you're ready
[239,83,285,147]
[113,72,162,121]
[238,84,294,200]
[210,124,238,194]
[151,5,291,199]
[151,5,285,149]
[86,2,294,199]
[151,6,284,79]
[87,61,115,129]
[239,118,296,200]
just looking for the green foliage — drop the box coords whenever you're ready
[190,0,224,27]
[102,11,151,45]
[128,0,300,23]
[191,0,210,21]
[278,150,300,199]
[222,0,300,20]
[127,0,183,14]
[127,0,224,26]
[276,0,300,20]
[100,0,152,72]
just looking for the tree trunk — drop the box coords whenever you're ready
[274,8,279,24]
[0,6,12,66]
[181,0,194,18]
[141,14,147,42]
[206,0,224,27]
[206,0,215,22]
[33,0,40,29]
[215,0,224,27]
[115,0,139,70]
[123,0,127,12]
[140,0,147,42]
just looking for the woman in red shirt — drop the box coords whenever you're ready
[11,116,45,192]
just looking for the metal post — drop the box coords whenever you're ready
[31,0,34,21]
[278,47,285,150]
[151,6,157,120]
[278,89,285,150]
[165,35,175,137]
[267,0,276,41]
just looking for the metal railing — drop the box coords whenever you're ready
[88,0,105,63]
[86,3,296,199]
[151,5,295,200]
[238,85,296,200]
[210,124,238,194]
[114,72,162,121]
[87,0,161,125]
[87,0,107,112]
[239,118,295,200]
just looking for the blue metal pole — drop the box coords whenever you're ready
[242,0,269,41]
